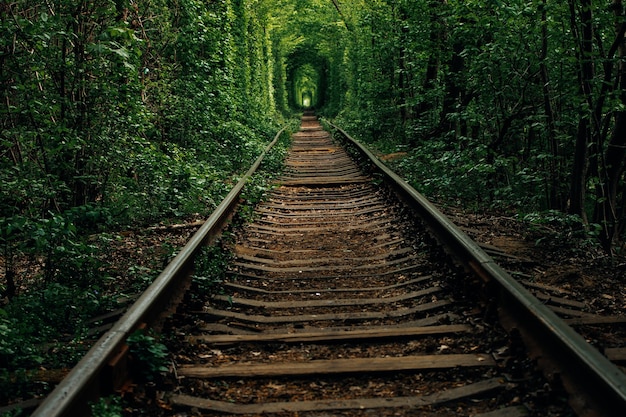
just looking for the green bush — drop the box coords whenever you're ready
[192,245,230,297]
[90,395,123,417]
[127,331,169,382]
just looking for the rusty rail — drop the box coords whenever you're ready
[31,126,289,417]
[327,121,626,416]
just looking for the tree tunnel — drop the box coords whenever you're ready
[285,46,329,110]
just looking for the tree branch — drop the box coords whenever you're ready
[330,0,352,32]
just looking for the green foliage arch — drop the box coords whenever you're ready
[285,46,329,110]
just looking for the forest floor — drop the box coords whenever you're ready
[442,207,626,318]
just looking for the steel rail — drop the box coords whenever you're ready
[31,126,289,417]
[328,122,626,416]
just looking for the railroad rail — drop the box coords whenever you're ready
[31,113,626,416]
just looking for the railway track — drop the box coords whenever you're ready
[32,113,626,416]
[163,116,525,416]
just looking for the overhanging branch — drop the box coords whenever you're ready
[330,0,352,32]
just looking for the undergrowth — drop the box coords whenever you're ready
[0,122,294,409]
[127,331,169,382]
[189,122,293,299]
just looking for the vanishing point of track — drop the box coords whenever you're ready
[31,113,626,416]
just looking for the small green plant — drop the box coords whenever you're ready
[236,128,290,223]
[0,367,35,408]
[0,407,25,417]
[522,210,600,250]
[192,245,230,296]
[238,174,271,223]
[127,265,157,293]
[90,395,123,417]
[126,330,169,382]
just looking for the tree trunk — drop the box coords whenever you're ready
[567,0,593,223]
[595,0,626,252]
[415,0,446,118]
[397,5,409,122]
[540,0,562,210]
[440,41,465,138]
[597,112,626,251]
[569,119,590,222]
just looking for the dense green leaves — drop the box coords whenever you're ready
[1,0,283,296]
[0,0,286,396]
[314,0,626,254]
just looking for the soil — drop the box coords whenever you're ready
[442,207,626,384]
[443,208,626,317]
